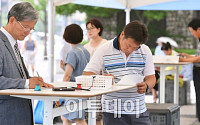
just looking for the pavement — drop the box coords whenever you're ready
[31,40,198,125]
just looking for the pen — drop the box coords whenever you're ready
[36,71,40,77]
[105,69,116,84]
[105,69,110,74]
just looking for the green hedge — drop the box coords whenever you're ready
[174,49,196,55]
[151,48,196,55]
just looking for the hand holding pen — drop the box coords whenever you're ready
[36,71,40,77]
[105,69,115,84]
[28,71,54,89]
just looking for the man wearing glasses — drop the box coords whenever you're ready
[0,2,53,125]
[83,21,156,125]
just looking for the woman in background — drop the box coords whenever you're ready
[60,24,90,125]
[84,18,107,57]
[23,33,37,76]
[153,42,178,103]
[84,18,107,125]
[161,42,178,57]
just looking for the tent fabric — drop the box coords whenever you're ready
[134,0,200,10]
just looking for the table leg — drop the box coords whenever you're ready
[43,100,53,125]
[88,97,96,125]
[174,66,179,104]
[159,66,165,103]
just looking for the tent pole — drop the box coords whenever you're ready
[48,0,55,82]
[125,8,130,25]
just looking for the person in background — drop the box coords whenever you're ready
[179,18,200,122]
[161,42,177,55]
[153,42,178,103]
[84,18,107,125]
[60,41,71,62]
[60,24,90,125]
[83,20,156,125]
[153,38,166,103]
[84,18,107,57]
[23,33,37,76]
[154,39,165,56]
[161,42,178,70]
[59,40,71,74]
[0,2,53,125]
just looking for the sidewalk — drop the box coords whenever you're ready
[181,105,198,125]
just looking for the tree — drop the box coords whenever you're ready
[20,0,48,60]
[56,3,119,20]
[137,10,167,26]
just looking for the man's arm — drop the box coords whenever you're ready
[137,74,156,94]
[144,74,156,91]
[180,53,194,58]
[179,56,200,63]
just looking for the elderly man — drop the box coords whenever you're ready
[83,20,156,125]
[0,2,53,125]
[179,18,200,122]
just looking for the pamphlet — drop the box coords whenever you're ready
[116,75,144,86]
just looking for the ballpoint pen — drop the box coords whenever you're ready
[36,71,40,77]
[105,69,116,84]
[105,69,110,74]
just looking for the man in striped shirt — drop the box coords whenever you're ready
[83,21,156,125]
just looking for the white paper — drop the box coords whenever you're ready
[153,55,179,63]
[116,75,144,86]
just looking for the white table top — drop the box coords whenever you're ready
[0,82,136,98]
[154,62,191,65]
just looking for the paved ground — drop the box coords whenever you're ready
[32,40,198,125]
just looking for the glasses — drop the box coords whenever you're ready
[133,46,141,51]
[17,21,34,32]
[86,27,96,31]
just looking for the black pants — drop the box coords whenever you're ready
[153,70,160,91]
[193,66,200,121]
[103,111,152,125]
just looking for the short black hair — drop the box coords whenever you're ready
[161,42,171,50]
[123,20,148,44]
[63,24,83,44]
[188,18,200,30]
[86,18,103,36]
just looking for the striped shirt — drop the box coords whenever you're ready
[84,36,155,114]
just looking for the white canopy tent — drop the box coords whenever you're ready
[47,0,178,82]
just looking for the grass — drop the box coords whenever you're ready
[151,48,196,55]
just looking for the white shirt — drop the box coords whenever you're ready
[0,27,29,88]
[84,38,155,114]
[84,39,107,57]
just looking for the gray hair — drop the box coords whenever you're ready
[7,2,39,22]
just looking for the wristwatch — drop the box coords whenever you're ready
[145,83,149,93]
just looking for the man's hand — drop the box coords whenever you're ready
[137,82,147,94]
[29,77,54,89]
[104,73,115,85]
[179,57,185,62]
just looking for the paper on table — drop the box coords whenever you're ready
[115,75,144,86]
[153,55,179,63]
